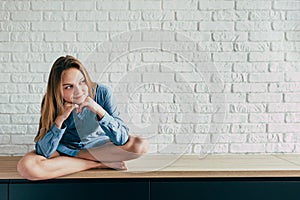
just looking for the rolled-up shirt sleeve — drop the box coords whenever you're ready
[35,124,66,158]
[98,86,129,146]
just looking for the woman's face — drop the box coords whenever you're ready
[61,68,88,105]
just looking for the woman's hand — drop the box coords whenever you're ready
[55,102,78,128]
[76,95,106,120]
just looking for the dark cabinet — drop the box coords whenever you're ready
[9,179,149,200]
[151,178,300,200]
[0,183,8,200]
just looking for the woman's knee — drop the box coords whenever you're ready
[17,151,46,181]
[126,136,148,155]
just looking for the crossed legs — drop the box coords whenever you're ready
[17,136,148,181]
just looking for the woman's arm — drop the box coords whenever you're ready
[35,124,66,158]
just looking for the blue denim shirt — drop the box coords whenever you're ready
[35,84,129,158]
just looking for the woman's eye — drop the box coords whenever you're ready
[64,86,72,90]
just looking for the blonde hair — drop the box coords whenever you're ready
[34,55,97,142]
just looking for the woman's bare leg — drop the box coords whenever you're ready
[76,136,148,163]
[17,150,105,181]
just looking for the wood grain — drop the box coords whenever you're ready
[2,154,300,179]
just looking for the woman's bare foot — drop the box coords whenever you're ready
[96,161,127,170]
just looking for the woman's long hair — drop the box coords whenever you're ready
[34,55,97,142]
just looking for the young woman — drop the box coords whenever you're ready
[17,55,148,180]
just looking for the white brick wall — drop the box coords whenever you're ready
[0,0,299,156]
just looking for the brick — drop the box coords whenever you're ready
[97,22,129,31]
[10,94,42,103]
[132,21,162,30]
[274,1,300,10]
[175,134,210,144]
[163,0,198,10]
[231,124,266,133]
[0,104,27,114]
[0,145,28,155]
[11,32,43,42]
[11,11,42,21]
[11,74,43,83]
[32,1,62,10]
[269,83,300,92]
[64,1,95,11]
[230,144,266,153]
[213,32,247,41]
[249,32,284,41]
[65,22,95,31]
[176,113,210,123]
[78,32,108,42]
[12,53,44,63]
[0,42,30,52]
[198,42,233,51]
[273,22,300,31]
[269,124,300,133]
[143,73,174,82]
[0,74,10,82]
[236,22,271,31]
[213,53,246,62]
[64,43,96,52]
[142,11,174,21]
[141,93,173,103]
[249,52,284,62]
[200,1,234,10]
[45,32,76,42]
[163,21,197,31]
[285,93,300,103]
[44,11,76,21]
[271,42,300,51]
[176,11,210,21]
[286,53,300,62]
[0,125,27,134]
[29,83,46,94]
[0,63,28,73]
[250,11,285,21]
[233,42,270,52]
[148,134,174,144]
[0,94,9,103]
[0,22,30,32]
[212,134,246,143]
[158,144,192,154]
[0,136,10,144]
[212,93,246,103]
[194,144,229,154]
[287,11,300,20]
[109,11,140,21]
[142,52,174,62]
[0,32,9,42]
[233,63,268,72]
[200,22,234,31]
[1,1,30,10]
[237,1,272,10]
[286,113,300,123]
[268,103,300,112]
[286,33,300,41]
[233,83,267,93]
[0,11,9,20]
[0,84,28,94]
[229,103,266,113]
[269,62,300,72]
[97,1,129,10]
[267,143,295,153]
[11,115,40,124]
[248,93,282,103]
[177,31,211,42]
[213,113,248,123]
[250,113,284,123]
[286,72,300,82]
[175,93,209,103]
[32,43,63,52]
[143,31,175,41]
[249,72,283,82]
[11,135,34,145]
[131,0,161,10]
[32,22,63,31]
[213,11,248,21]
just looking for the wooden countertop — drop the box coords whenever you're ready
[2,154,300,180]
